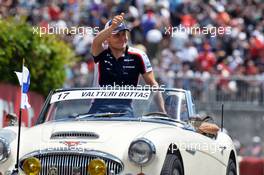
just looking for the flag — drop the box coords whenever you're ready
[15,66,31,109]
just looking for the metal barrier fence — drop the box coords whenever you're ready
[158,75,264,108]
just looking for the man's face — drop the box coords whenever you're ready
[107,30,128,50]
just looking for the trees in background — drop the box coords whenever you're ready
[0,18,77,96]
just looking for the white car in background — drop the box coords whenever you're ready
[0,87,238,175]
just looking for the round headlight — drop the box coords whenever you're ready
[22,157,41,175]
[88,159,106,175]
[128,138,156,165]
[0,137,10,163]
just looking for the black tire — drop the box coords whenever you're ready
[226,159,237,175]
[161,154,184,175]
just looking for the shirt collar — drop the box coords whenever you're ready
[108,45,129,58]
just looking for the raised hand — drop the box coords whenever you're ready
[110,13,125,29]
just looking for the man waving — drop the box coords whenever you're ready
[90,13,165,114]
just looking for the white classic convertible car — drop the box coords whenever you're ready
[0,87,238,175]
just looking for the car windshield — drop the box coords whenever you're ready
[40,88,191,123]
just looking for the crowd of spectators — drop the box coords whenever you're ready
[1,0,264,102]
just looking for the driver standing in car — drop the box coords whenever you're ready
[90,13,165,114]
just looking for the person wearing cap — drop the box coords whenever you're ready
[91,13,157,87]
[90,13,165,115]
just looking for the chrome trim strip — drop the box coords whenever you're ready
[186,90,195,117]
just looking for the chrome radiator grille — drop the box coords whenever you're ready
[20,150,124,175]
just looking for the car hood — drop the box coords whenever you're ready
[40,120,171,141]
[18,120,176,159]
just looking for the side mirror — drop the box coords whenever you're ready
[6,113,18,126]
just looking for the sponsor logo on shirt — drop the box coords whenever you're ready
[123,66,135,69]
